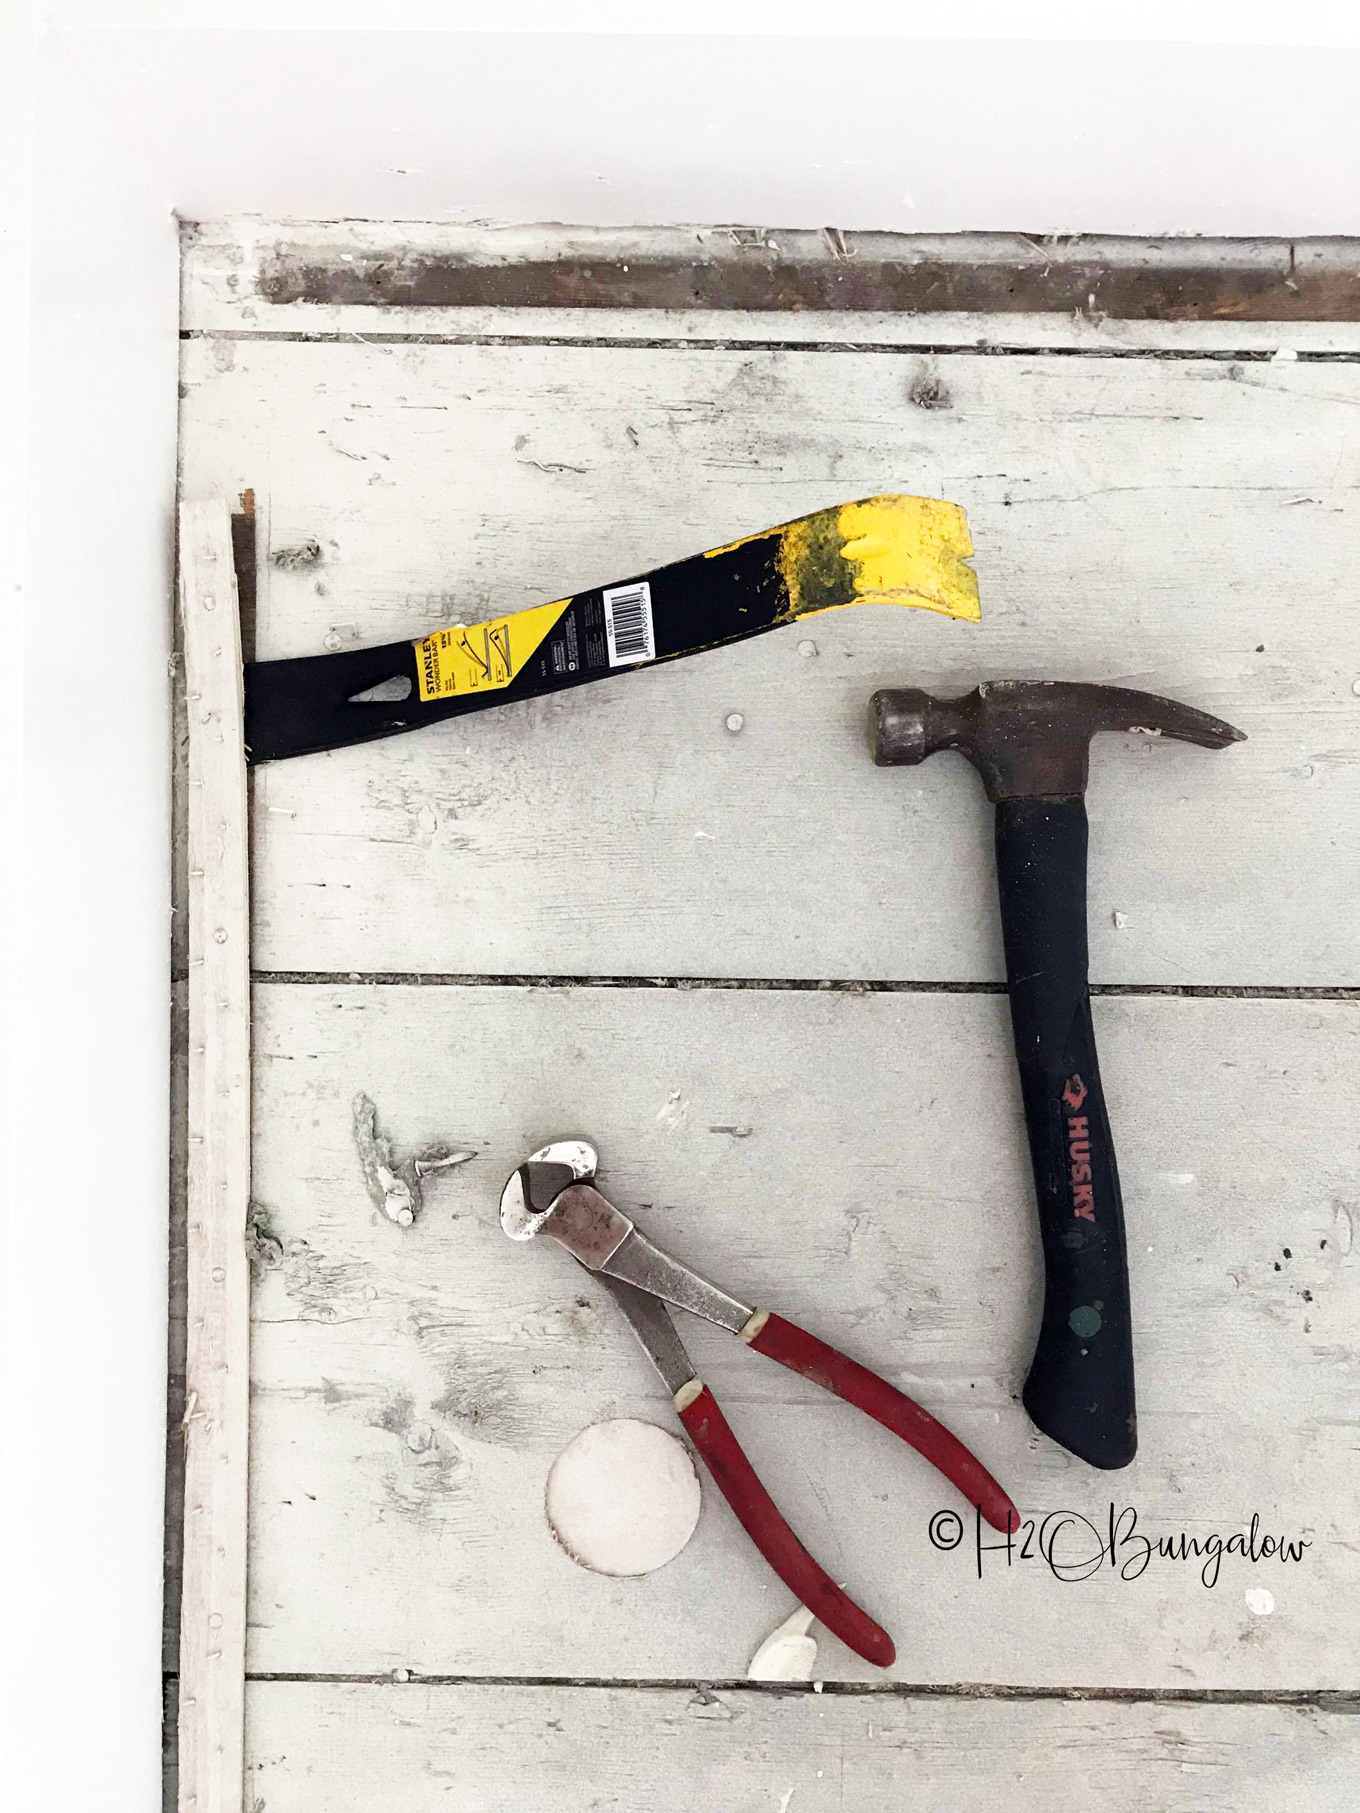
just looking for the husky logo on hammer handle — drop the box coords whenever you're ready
[1064,1076,1095,1222]
[1061,1074,1088,1112]
[869,681,1245,1472]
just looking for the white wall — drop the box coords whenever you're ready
[4,13,1359,1811]
[31,23,1360,235]
[4,29,181,1813]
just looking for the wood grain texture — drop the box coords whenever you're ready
[178,500,251,1813]
[176,337,1360,983]
[244,1682,1360,1812]
[245,984,1359,1686]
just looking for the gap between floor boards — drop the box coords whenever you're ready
[179,329,1360,360]
[219,1672,1358,1707]
[243,973,1358,1000]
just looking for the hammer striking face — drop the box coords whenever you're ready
[870,681,1245,1470]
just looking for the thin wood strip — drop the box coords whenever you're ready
[178,499,251,1813]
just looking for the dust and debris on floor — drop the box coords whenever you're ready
[351,1092,477,1226]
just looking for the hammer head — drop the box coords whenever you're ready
[870,681,1244,801]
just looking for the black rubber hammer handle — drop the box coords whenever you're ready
[995,795,1134,1467]
[870,681,1245,1471]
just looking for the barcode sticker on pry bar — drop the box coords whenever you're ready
[602,581,655,667]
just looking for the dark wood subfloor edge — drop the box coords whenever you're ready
[233,228,1360,323]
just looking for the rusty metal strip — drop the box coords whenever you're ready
[254,231,1360,322]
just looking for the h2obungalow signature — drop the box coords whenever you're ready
[928,1504,1312,1589]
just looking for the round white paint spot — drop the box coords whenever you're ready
[1245,1587,1275,1616]
[545,1419,701,1576]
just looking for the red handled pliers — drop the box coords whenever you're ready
[501,1140,1018,1668]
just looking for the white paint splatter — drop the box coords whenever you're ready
[546,1420,700,1576]
[375,1164,415,1226]
[749,1605,817,1681]
[1245,1587,1275,1616]
[656,1090,689,1133]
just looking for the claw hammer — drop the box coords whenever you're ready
[870,681,1245,1470]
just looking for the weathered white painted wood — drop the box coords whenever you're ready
[174,240,1360,1783]
[245,1682,1360,1812]
[177,501,251,1813]
[245,985,1360,1685]
[177,337,1360,982]
[182,219,1360,352]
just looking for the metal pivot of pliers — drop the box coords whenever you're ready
[501,1140,1019,1670]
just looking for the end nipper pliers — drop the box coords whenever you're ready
[501,1140,1019,1669]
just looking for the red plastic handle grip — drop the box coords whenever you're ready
[676,1384,895,1669]
[747,1312,1018,1534]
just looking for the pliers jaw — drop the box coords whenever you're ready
[500,1142,751,1329]
[500,1139,601,1241]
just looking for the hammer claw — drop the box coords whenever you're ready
[871,679,1244,801]
[1039,682,1246,753]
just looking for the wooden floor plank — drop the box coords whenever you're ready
[245,1682,1360,1813]
[178,338,1360,984]
[245,985,1360,1686]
